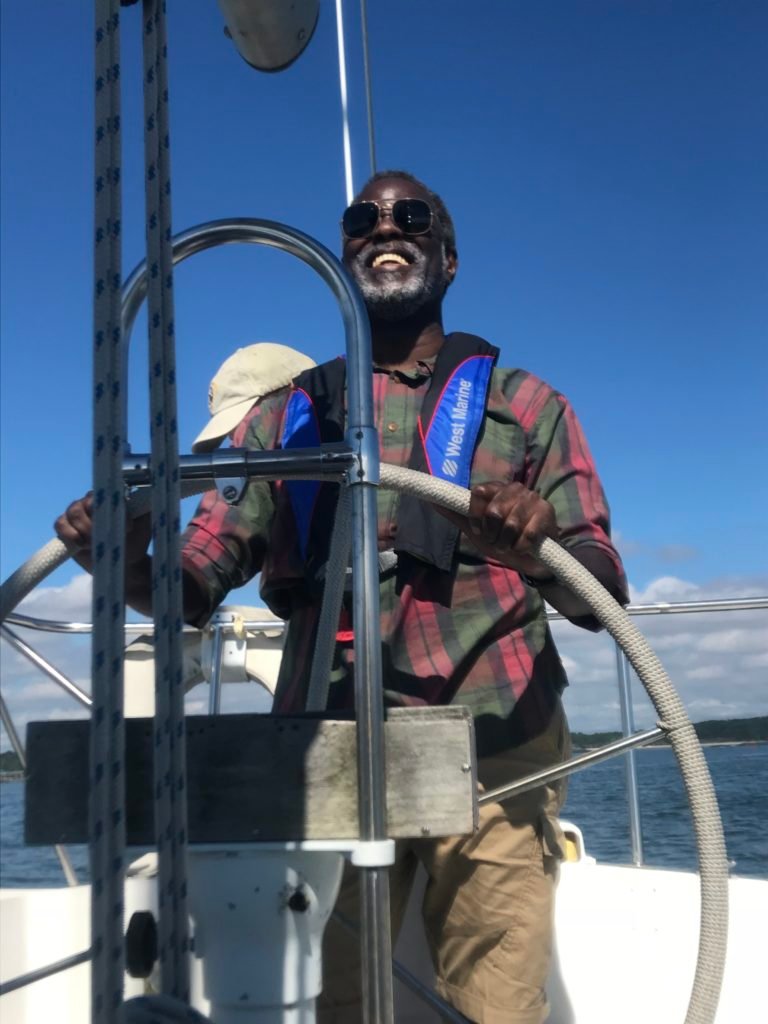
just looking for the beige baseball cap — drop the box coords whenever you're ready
[191,342,316,452]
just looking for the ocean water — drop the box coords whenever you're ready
[561,742,768,877]
[1,743,766,887]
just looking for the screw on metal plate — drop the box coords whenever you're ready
[217,477,247,505]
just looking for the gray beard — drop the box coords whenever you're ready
[350,248,450,322]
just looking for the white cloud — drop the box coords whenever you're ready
[15,572,93,621]
[657,544,698,564]
[687,698,731,712]
[612,530,643,558]
[44,706,89,722]
[8,680,90,703]
[643,630,698,652]
[742,652,768,669]
[698,628,765,653]
[628,575,701,604]
[555,572,767,732]
[686,665,724,681]
[612,533,700,565]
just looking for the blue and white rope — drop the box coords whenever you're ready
[91,2,127,1021]
[141,0,190,1001]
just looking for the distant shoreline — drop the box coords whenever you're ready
[2,740,766,781]
[2,718,766,780]
[573,739,768,753]
[571,715,767,750]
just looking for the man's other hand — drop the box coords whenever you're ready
[54,493,152,575]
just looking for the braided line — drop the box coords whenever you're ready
[90,2,126,1020]
[141,0,189,1000]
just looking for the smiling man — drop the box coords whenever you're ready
[309,172,627,1024]
[56,171,627,1024]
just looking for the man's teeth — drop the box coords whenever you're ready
[372,253,408,268]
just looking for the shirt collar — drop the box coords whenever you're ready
[373,359,435,384]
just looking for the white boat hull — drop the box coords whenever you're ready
[2,842,764,1023]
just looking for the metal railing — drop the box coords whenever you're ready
[5,595,766,872]
[548,595,768,865]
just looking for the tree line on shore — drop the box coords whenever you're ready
[571,715,767,750]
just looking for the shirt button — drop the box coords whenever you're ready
[386,422,398,433]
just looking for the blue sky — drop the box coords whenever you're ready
[1,2,766,734]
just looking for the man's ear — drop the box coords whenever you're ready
[444,247,458,288]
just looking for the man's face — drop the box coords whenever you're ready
[342,177,457,322]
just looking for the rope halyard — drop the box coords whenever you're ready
[141,0,190,1001]
[91,2,127,1021]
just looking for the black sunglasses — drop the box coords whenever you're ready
[341,198,434,239]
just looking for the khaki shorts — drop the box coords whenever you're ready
[318,699,571,1024]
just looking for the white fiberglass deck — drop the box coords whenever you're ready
[1,836,765,1024]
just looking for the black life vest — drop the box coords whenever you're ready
[280,332,499,581]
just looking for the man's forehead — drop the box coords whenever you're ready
[356,176,430,203]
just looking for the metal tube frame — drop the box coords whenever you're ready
[10,597,767,637]
[616,648,644,865]
[478,727,665,807]
[206,622,224,716]
[122,445,355,488]
[4,612,288,636]
[2,625,93,709]
[0,949,92,998]
[121,218,393,1024]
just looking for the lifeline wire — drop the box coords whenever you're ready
[141,0,190,1000]
[90,2,127,1021]
[334,0,355,205]
[359,0,377,175]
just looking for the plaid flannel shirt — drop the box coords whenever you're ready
[182,361,627,755]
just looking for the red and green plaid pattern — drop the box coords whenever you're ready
[182,362,626,752]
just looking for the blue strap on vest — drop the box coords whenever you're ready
[281,387,321,559]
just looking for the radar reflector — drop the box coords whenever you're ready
[218,0,320,72]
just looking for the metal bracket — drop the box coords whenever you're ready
[346,425,380,487]
[217,478,248,505]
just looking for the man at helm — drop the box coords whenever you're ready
[57,170,627,1024]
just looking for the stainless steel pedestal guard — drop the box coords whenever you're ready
[121,219,394,1024]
